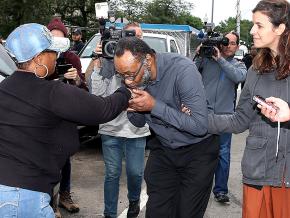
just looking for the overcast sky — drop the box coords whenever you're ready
[189,0,260,25]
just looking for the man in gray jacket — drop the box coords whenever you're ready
[115,37,219,218]
[195,31,247,203]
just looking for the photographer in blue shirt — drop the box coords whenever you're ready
[195,31,247,203]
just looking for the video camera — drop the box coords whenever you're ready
[197,20,229,58]
[199,31,229,58]
[100,26,136,59]
[94,5,136,59]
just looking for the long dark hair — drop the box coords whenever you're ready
[252,0,290,79]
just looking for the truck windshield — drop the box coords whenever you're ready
[80,34,101,58]
[143,37,167,53]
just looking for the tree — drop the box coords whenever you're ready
[110,0,145,22]
[176,12,203,29]
[142,0,193,24]
[0,0,105,39]
[0,0,54,37]
[240,19,253,46]
[214,17,253,46]
[109,0,202,29]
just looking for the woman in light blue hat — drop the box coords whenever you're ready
[0,23,131,218]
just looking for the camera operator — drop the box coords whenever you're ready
[47,18,87,217]
[195,31,247,203]
[88,22,150,218]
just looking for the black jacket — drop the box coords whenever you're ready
[0,71,130,195]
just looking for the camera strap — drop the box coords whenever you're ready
[99,58,115,79]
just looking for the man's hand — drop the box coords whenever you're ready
[212,46,221,61]
[64,67,81,85]
[195,44,202,55]
[95,42,102,55]
[181,104,191,116]
[128,89,155,112]
[93,42,103,68]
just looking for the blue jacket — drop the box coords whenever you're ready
[195,56,247,114]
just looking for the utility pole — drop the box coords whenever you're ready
[211,0,215,24]
[236,0,241,38]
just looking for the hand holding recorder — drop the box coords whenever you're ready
[253,95,279,113]
[255,96,290,122]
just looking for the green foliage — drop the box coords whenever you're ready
[109,0,202,28]
[176,12,204,29]
[0,0,252,44]
[0,0,54,37]
[110,0,145,22]
[142,0,194,24]
[215,17,253,46]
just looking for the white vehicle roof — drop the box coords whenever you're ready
[143,32,173,39]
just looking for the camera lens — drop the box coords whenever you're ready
[103,41,118,58]
[221,37,229,46]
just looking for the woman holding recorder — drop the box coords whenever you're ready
[208,0,290,217]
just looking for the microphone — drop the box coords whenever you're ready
[197,30,205,39]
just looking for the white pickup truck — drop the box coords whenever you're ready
[0,44,17,81]
[79,32,181,73]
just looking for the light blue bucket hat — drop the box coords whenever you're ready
[5,23,70,63]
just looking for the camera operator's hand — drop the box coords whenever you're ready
[64,68,81,86]
[195,44,202,55]
[212,46,222,61]
[92,42,103,68]
[95,42,102,55]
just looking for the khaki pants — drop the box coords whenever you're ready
[243,183,290,218]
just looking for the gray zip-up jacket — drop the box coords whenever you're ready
[89,60,150,138]
[195,56,247,113]
[209,67,290,187]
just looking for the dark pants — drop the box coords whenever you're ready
[145,135,219,218]
[60,158,71,192]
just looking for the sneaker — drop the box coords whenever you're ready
[127,200,140,218]
[214,193,230,203]
[59,191,80,213]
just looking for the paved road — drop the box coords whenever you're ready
[60,129,247,218]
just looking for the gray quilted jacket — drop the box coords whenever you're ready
[209,67,290,187]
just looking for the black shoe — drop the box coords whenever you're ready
[127,200,140,218]
[214,193,230,203]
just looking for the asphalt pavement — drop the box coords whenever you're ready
[60,128,247,218]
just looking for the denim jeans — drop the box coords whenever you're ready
[101,135,146,218]
[213,133,232,195]
[0,184,54,218]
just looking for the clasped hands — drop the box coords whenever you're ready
[127,88,192,116]
[127,89,155,112]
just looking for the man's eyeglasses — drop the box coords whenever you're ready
[117,59,145,82]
